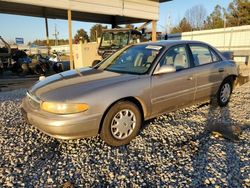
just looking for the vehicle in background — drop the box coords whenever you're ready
[34,53,70,75]
[92,28,145,66]
[0,38,33,75]
[0,39,69,76]
[99,28,143,58]
[22,40,238,146]
[0,36,11,73]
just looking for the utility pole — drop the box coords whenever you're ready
[223,15,227,50]
[44,17,50,55]
[53,24,59,46]
[68,9,74,70]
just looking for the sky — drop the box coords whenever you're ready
[0,0,233,44]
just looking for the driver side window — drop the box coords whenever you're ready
[160,45,190,71]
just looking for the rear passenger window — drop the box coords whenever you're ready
[160,45,189,71]
[190,45,213,66]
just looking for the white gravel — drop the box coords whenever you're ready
[0,83,249,187]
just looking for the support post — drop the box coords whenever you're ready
[44,17,50,55]
[152,20,157,42]
[68,9,74,70]
[111,16,117,28]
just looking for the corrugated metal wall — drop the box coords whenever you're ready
[168,25,250,51]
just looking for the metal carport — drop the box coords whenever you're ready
[0,0,171,68]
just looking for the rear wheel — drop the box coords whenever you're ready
[215,78,233,107]
[100,101,142,146]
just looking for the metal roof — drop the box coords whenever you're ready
[158,0,172,2]
[0,0,172,24]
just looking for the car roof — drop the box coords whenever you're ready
[138,40,208,47]
[135,40,226,61]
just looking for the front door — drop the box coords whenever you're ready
[151,45,196,117]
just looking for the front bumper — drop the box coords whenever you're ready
[21,97,102,139]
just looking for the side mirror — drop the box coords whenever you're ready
[154,65,176,75]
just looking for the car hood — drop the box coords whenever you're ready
[29,68,139,101]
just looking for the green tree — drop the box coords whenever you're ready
[205,5,225,29]
[58,39,69,45]
[30,39,69,46]
[74,29,89,44]
[170,18,192,34]
[226,0,250,27]
[90,24,107,42]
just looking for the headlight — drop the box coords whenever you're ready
[40,102,89,114]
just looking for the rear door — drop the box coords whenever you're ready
[188,44,225,102]
[150,44,196,117]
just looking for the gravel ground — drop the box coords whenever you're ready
[0,83,249,187]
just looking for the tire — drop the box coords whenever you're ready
[53,63,64,73]
[0,60,3,74]
[11,63,22,73]
[100,101,142,146]
[45,62,50,70]
[34,64,45,75]
[21,64,29,75]
[215,77,233,107]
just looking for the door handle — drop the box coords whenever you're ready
[218,68,224,72]
[187,76,193,80]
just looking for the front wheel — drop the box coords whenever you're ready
[100,101,142,146]
[215,78,233,107]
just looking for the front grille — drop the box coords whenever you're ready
[27,92,41,109]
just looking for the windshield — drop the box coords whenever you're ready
[100,32,129,49]
[97,44,163,75]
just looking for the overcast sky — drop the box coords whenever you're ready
[0,0,232,44]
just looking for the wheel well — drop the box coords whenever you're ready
[225,75,237,81]
[223,75,237,85]
[98,97,144,134]
[232,75,237,80]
